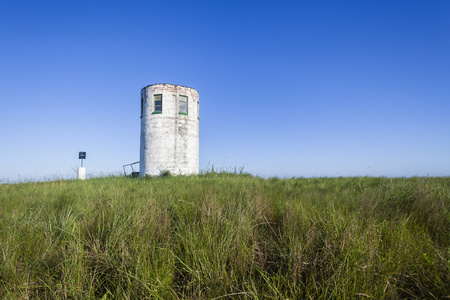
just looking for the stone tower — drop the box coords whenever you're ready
[140,83,199,176]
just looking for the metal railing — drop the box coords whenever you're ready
[123,161,140,177]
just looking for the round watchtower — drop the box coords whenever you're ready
[140,83,199,177]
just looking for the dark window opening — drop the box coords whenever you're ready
[154,94,162,113]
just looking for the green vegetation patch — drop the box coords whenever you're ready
[0,174,448,299]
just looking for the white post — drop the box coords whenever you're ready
[77,167,86,180]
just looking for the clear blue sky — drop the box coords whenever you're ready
[1,0,449,181]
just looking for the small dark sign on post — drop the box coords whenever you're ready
[79,152,86,167]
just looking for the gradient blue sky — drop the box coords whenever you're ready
[1,0,449,181]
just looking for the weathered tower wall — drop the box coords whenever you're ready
[140,83,199,177]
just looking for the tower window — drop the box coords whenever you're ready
[140,89,146,117]
[153,94,162,114]
[179,95,188,115]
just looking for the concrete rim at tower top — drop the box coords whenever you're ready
[141,83,198,92]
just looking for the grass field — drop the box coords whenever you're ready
[0,173,449,299]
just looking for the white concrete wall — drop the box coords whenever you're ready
[140,83,199,177]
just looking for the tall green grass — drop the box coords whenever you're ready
[0,173,448,299]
